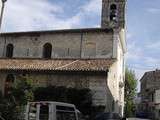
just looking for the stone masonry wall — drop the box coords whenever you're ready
[0,72,110,106]
[0,31,113,59]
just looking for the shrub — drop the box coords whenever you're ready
[34,86,92,115]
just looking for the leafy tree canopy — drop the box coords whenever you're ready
[0,75,35,120]
[124,67,137,117]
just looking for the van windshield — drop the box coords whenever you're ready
[39,104,49,120]
[56,106,76,120]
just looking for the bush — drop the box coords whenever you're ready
[0,91,19,120]
[34,86,92,115]
[0,75,35,120]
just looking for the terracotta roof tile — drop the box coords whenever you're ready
[0,59,115,72]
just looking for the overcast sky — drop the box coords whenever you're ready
[2,0,160,90]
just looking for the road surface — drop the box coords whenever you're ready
[127,118,150,120]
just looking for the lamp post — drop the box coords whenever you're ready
[0,0,7,31]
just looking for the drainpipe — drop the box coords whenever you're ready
[80,32,83,58]
[0,0,7,31]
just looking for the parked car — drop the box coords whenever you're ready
[136,111,149,119]
[25,101,80,120]
[94,112,126,120]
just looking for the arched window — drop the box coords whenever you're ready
[4,74,14,96]
[43,43,52,59]
[6,44,14,58]
[110,4,117,10]
[110,4,117,21]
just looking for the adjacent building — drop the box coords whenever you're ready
[0,0,127,116]
[140,70,160,119]
[155,89,160,120]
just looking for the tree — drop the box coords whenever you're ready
[12,75,35,105]
[0,75,35,120]
[124,67,137,117]
[0,89,20,120]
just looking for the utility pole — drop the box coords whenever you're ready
[0,0,7,31]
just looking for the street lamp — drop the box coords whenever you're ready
[0,0,7,31]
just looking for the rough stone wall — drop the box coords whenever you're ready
[141,70,160,103]
[141,71,160,92]
[148,71,160,90]
[0,72,109,106]
[0,32,113,59]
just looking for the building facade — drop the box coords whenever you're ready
[140,70,160,119]
[0,0,126,116]
[155,89,160,120]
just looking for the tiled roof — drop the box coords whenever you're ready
[0,59,115,72]
[140,70,160,82]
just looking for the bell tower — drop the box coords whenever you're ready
[101,0,126,28]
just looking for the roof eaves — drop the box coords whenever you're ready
[0,28,113,36]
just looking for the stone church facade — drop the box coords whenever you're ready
[0,0,126,116]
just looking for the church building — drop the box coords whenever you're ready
[0,0,126,116]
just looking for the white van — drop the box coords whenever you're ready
[25,101,79,120]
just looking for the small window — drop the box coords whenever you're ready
[6,44,14,58]
[110,4,117,21]
[112,100,115,112]
[4,74,14,96]
[110,4,117,10]
[43,43,52,59]
[151,93,154,102]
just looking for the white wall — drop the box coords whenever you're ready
[107,29,126,116]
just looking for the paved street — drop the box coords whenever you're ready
[127,118,150,120]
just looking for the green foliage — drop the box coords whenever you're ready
[125,100,135,117]
[1,76,93,119]
[125,68,137,101]
[0,91,19,120]
[0,75,35,120]
[12,75,35,105]
[34,86,92,115]
[124,67,137,117]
